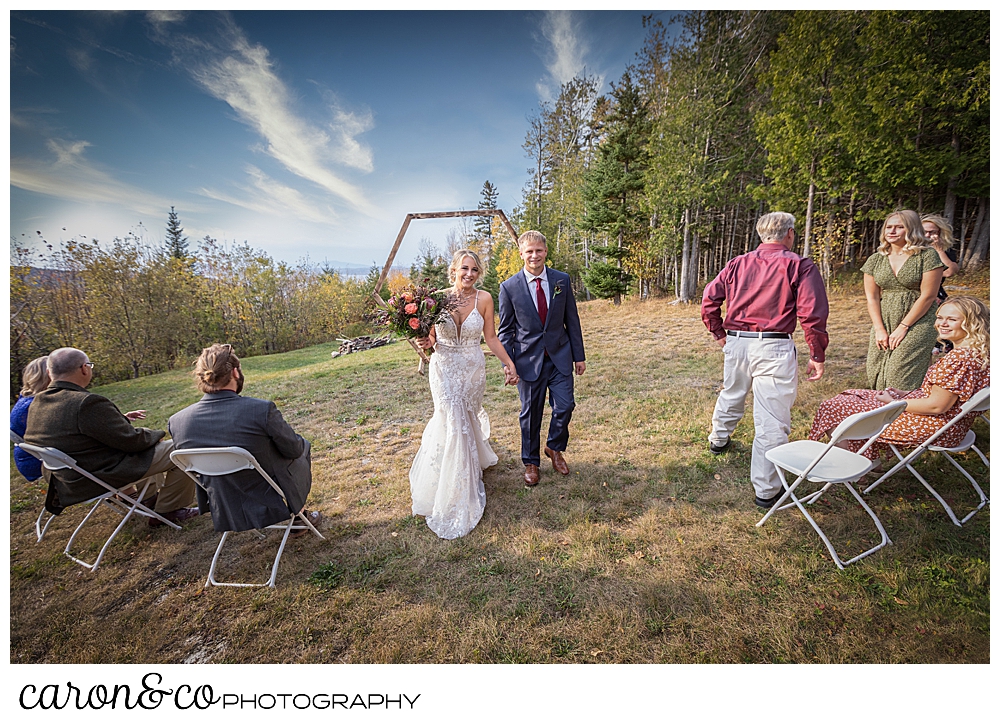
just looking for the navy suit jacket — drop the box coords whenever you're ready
[498,267,586,382]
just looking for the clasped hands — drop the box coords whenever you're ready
[502,365,520,386]
[874,388,905,404]
[875,325,908,351]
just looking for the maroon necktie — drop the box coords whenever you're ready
[535,277,547,326]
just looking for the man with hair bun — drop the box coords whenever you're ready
[25,347,198,523]
[701,212,830,509]
[168,343,318,533]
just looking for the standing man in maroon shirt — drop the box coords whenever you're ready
[701,211,830,508]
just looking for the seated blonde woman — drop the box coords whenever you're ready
[809,296,989,461]
[11,356,50,481]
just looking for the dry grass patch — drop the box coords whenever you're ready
[10,284,989,663]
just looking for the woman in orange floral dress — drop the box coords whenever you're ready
[809,296,989,460]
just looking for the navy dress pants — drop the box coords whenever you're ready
[518,356,575,466]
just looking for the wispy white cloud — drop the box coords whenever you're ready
[10,138,169,215]
[536,10,588,101]
[154,13,375,215]
[145,10,185,31]
[198,164,339,225]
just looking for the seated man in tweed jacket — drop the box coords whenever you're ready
[25,347,198,525]
[168,343,316,533]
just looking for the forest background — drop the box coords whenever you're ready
[9,10,990,398]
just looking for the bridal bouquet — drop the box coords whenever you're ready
[373,281,459,344]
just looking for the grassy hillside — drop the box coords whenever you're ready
[9,290,989,663]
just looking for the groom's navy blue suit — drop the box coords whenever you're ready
[498,267,586,466]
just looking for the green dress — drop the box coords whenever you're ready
[861,248,945,390]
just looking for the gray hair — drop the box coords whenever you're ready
[756,212,796,243]
[47,347,89,379]
[518,230,547,248]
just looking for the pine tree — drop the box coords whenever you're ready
[578,70,650,303]
[409,239,450,290]
[475,181,499,256]
[165,206,189,259]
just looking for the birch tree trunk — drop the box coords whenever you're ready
[802,158,816,257]
[964,198,990,271]
[678,207,694,302]
[962,197,986,268]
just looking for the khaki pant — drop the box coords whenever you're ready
[130,439,196,513]
[709,336,798,499]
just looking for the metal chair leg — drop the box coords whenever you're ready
[36,507,56,542]
[761,470,890,570]
[937,451,990,525]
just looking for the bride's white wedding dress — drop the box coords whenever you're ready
[409,291,498,539]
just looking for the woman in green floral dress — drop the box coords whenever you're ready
[862,210,944,390]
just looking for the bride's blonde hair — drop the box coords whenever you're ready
[448,249,484,286]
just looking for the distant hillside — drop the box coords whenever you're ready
[323,261,409,278]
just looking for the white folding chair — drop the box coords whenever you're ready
[756,401,908,570]
[16,442,182,571]
[863,387,990,526]
[169,446,324,589]
[10,430,57,542]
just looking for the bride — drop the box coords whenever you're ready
[410,249,519,539]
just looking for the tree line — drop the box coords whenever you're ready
[10,225,374,399]
[507,9,989,302]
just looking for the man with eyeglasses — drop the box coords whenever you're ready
[24,347,199,524]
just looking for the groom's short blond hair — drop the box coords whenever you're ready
[518,230,547,248]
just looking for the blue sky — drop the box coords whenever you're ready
[10,10,676,268]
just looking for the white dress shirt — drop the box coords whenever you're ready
[522,267,550,314]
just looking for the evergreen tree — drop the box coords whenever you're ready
[409,239,450,290]
[578,70,650,303]
[475,181,499,255]
[165,206,189,259]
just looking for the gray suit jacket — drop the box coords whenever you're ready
[25,381,164,514]
[168,391,311,532]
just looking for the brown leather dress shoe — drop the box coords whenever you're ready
[544,447,570,475]
[523,464,540,487]
[149,507,200,528]
[290,510,322,538]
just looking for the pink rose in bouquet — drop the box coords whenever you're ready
[371,281,460,353]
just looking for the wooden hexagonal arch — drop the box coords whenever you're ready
[372,209,520,374]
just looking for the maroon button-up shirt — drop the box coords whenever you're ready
[701,242,830,362]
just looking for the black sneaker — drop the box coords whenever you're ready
[709,439,731,455]
[754,493,783,508]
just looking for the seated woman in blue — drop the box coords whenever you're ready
[10,356,49,481]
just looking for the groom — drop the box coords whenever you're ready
[498,230,586,487]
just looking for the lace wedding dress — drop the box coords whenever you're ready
[409,291,498,539]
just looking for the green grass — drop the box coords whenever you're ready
[9,293,990,663]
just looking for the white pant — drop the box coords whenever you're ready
[709,336,798,499]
